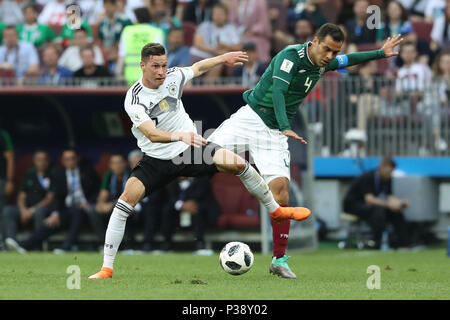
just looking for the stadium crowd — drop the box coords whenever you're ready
[0,0,448,87]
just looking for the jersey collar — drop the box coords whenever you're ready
[305,41,315,66]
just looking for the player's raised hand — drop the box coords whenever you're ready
[282,130,307,144]
[222,51,249,67]
[381,34,403,58]
[178,132,207,148]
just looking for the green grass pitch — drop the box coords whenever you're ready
[0,248,449,300]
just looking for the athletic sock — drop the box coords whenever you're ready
[236,162,280,213]
[102,199,133,270]
[271,212,291,259]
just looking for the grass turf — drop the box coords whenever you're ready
[0,248,449,300]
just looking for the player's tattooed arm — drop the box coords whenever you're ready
[190,51,249,77]
[138,120,206,147]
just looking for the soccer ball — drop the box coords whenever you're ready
[219,241,254,275]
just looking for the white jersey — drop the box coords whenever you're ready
[124,66,196,160]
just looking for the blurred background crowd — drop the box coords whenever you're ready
[0,0,448,87]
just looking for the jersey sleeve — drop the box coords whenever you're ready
[325,50,386,72]
[272,49,299,89]
[271,49,299,131]
[124,91,151,127]
[178,66,195,87]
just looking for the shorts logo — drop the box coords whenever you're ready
[283,159,290,168]
[159,99,169,112]
[134,113,141,121]
[280,59,293,73]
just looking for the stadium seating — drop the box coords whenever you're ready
[182,21,197,47]
[411,21,433,42]
[211,173,260,229]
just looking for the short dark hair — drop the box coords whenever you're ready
[103,0,116,5]
[134,7,151,24]
[3,25,18,34]
[380,156,396,169]
[141,43,166,62]
[23,3,38,13]
[401,40,416,51]
[315,23,345,43]
[62,147,78,155]
[169,27,184,35]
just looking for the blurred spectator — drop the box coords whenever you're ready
[0,22,5,45]
[0,25,40,79]
[398,0,428,21]
[115,0,139,23]
[345,0,377,45]
[431,51,450,151]
[58,27,104,72]
[78,0,105,24]
[376,1,411,45]
[183,0,217,25]
[161,177,221,255]
[273,18,315,48]
[425,0,446,23]
[116,7,165,84]
[336,0,356,25]
[2,151,53,247]
[395,24,434,67]
[38,43,74,85]
[395,41,432,117]
[433,50,450,103]
[58,4,94,47]
[0,128,14,244]
[167,27,191,67]
[225,0,272,63]
[0,0,24,25]
[343,157,411,249]
[98,0,133,72]
[127,149,143,169]
[231,42,266,88]
[17,4,57,49]
[430,0,450,51]
[349,60,383,132]
[190,3,242,78]
[38,0,67,27]
[87,153,138,249]
[73,45,112,83]
[396,41,432,98]
[13,148,100,252]
[149,0,182,44]
[294,0,327,31]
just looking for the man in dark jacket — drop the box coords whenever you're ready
[161,177,221,254]
[3,151,53,247]
[343,156,411,249]
[9,148,100,252]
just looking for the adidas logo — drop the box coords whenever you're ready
[299,69,306,73]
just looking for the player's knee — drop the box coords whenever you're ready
[119,192,137,207]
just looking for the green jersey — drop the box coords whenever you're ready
[16,23,56,48]
[243,42,385,131]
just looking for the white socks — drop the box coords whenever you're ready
[102,199,133,270]
[237,162,280,213]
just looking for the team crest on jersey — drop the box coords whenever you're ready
[159,99,169,112]
[319,67,325,75]
[168,84,178,96]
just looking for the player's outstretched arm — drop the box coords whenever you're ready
[326,34,403,71]
[138,120,206,148]
[190,51,249,77]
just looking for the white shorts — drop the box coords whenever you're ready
[207,105,290,184]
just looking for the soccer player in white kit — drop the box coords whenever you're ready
[89,43,311,279]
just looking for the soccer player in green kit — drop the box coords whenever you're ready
[208,23,403,279]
